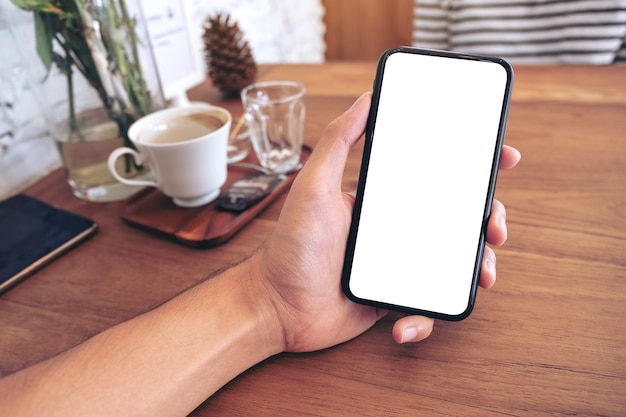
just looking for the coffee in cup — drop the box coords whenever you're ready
[107,103,231,207]
[137,112,225,144]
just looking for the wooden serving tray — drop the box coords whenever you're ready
[119,146,311,248]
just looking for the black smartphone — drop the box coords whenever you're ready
[0,194,98,294]
[341,46,513,321]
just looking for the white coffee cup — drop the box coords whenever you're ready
[108,103,231,207]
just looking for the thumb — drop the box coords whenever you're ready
[299,92,371,189]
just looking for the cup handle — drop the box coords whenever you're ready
[107,147,157,187]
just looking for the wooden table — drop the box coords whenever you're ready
[1,63,625,416]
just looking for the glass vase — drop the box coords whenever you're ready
[54,106,148,202]
[6,0,165,202]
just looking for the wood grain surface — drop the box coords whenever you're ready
[1,63,625,416]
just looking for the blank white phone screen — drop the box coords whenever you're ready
[348,51,510,317]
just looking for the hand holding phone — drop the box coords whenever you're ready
[341,47,513,321]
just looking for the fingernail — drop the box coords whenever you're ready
[499,214,508,241]
[498,211,506,229]
[349,92,370,109]
[484,254,496,278]
[400,326,420,343]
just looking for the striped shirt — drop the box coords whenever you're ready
[412,0,626,64]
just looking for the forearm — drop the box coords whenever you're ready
[0,257,283,417]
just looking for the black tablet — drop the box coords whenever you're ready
[0,194,98,293]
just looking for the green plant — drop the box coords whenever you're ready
[10,0,153,145]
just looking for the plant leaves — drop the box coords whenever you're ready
[33,11,54,72]
[9,0,53,11]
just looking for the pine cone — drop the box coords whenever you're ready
[203,13,257,97]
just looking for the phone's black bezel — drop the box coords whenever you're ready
[0,194,98,294]
[341,46,514,321]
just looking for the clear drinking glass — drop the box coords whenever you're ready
[241,81,305,174]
